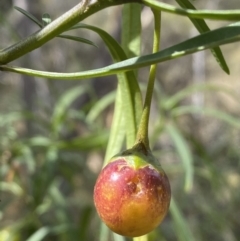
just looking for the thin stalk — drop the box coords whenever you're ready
[135,9,161,150]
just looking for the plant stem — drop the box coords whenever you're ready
[0,0,139,64]
[135,9,161,149]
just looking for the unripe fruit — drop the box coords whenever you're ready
[94,147,171,237]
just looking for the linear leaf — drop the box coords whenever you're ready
[25,224,70,241]
[51,85,89,135]
[3,23,240,79]
[58,34,97,47]
[26,227,50,241]
[0,182,23,196]
[174,0,229,73]
[27,136,53,146]
[121,4,143,146]
[103,87,126,165]
[86,90,116,123]
[14,6,43,28]
[113,233,126,241]
[99,222,110,241]
[172,106,240,128]
[0,111,32,126]
[121,3,142,58]
[142,0,240,21]
[57,131,108,150]
[165,123,194,191]
[170,197,195,241]
[163,83,239,110]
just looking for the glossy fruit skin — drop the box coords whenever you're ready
[94,151,171,237]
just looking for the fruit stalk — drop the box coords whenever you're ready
[135,9,161,150]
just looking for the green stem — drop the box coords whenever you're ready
[135,9,161,149]
[0,0,139,64]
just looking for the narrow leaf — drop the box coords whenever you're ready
[172,106,240,128]
[14,6,43,28]
[51,85,88,135]
[170,197,195,241]
[0,111,32,126]
[0,182,23,196]
[113,233,126,241]
[174,0,229,73]
[20,146,35,173]
[26,227,50,241]
[58,34,97,47]
[99,222,110,241]
[3,23,240,79]
[103,87,125,165]
[121,3,142,58]
[27,136,53,146]
[166,123,194,191]
[57,132,108,151]
[86,90,116,123]
[163,83,239,110]
[121,5,142,146]
[142,0,240,21]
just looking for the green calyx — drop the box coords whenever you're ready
[109,142,162,171]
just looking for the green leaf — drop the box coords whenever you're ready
[142,0,240,21]
[121,3,142,58]
[51,85,89,136]
[0,182,23,196]
[121,4,142,146]
[103,87,125,165]
[27,136,53,147]
[58,34,98,47]
[4,22,240,79]
[57,131,108,150]
[19,145,36,173]
[42,13,51,26]
[14,6,43,28]
[118,73,142,148]
[174,0,229,73]
[99,222,110,241]
[172,106,240,128]
[25,225,71,241]
[170,197,195,241]
[86,90,116,123]
[0,111,32,126]
[49,181,67,206]
[163,83,239,110]
[165,123,194,191]
[113,233,126,241]
[142,0,240,74]
[77,206,93,241]
[26,227,50,241]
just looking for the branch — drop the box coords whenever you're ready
[0,0,139,64]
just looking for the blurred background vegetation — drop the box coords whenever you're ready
[0,0,240,241]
